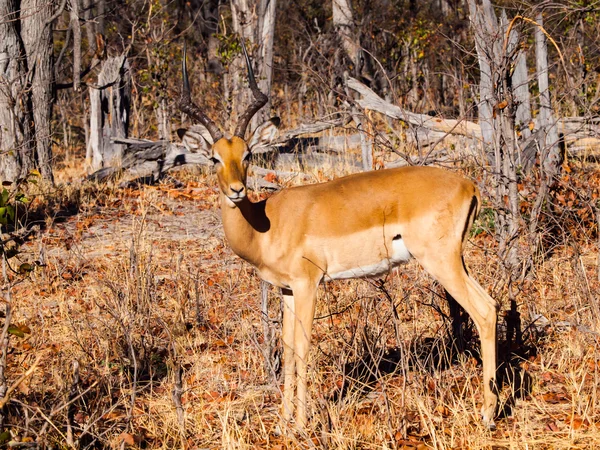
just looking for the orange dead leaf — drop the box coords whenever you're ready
[435,404,450,417]
[264,172,278,183]
[565,414,589,430]
[545,420,559,432]
[119,432,135,446]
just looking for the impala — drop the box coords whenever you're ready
[178,43,499,429]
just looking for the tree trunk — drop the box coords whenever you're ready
[230,0,256,131]
[204,0,223,75]
[0,0,35,183]
[332,0,360,73]
[88,55,131,171]
[229,0,277,135]
[468,0,501,155]
[254,0,276,126]
[535,12,561,178]
[468,0,521,285]
[22,0,55,182]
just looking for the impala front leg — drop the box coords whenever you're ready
[281,288,295,422]
[291,282,318,429]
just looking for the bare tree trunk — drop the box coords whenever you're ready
[0,0,36,183]
[332,0,360,73]
[535,12,561,178]
[508,10,533,171]
[22,0,55,182]
[69,0,82,92]
[468,0,521,284]
[468,0,500,155]
[88,55,131,171]
[254,0,276,126]
[205,0,223,75]
[230,0,256,130]
[82,0,97,55]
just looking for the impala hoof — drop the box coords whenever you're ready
[481,407,497,430]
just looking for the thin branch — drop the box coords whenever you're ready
[69,0,82,92]
[0,351,44,409]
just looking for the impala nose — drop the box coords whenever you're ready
[229,184,245,200]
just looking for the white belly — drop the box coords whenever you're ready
[325,237,412,280]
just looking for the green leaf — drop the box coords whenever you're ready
[15,193,28,204]
[18,263,33,274]
[6,205,14,222]
[0,189,8,207]
[28,169,40,177]
[0,431,10,444]
[7,326,24,338]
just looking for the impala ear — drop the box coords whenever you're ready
[248,117,280,151]
[177,124,213,155]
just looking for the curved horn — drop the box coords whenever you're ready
[178,42,223,142]
[234,39,268,138]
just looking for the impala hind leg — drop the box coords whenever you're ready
[281,288,295,422]
[418,256,499,428]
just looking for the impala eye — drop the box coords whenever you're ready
[210,157,220,165]
[243,152,251,162]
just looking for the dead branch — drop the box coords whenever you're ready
[347,77,600,155]
[346,77,482,138]
[253,115,352,154]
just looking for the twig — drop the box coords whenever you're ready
[65,360,80,447]
[69,0,82,92]
[0,258,13,431]
[0,352,44,409]
[171,365,186,449]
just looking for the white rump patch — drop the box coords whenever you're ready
[326,237,412,280]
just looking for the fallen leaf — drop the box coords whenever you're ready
[565,414,589,430]
[435,404,450,417]
[119,432,135,446]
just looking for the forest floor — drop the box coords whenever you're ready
[5,156,600,449]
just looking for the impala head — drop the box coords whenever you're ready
[178,41,280,205]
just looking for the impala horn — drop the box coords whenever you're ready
[233,39,268,138]
[179,41,223,143]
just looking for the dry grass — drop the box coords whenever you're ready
[4,158,600,449]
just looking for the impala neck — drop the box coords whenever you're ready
[219,193,269,267]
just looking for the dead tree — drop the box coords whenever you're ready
[87,55,131,172]
[0,0,55,183]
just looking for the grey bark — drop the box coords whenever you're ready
[227,0,277,135]
[0,0,36,183]
[88,55,131,172]
[22,0,55,182]
[468,0,501,151]
[82,0,97,55]
[204,1,222,75]
[332,0,361,71]
[88,137,283,190]
[255,0,276,126]
[468,0,521,283]
[347,77,482,138]
[535,12,561,178]
[230,0,256,131]
[69,0,82,92]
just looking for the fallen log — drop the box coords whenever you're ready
[347,77,600,155]
[347,77,482,138]
[86,137,302,189]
